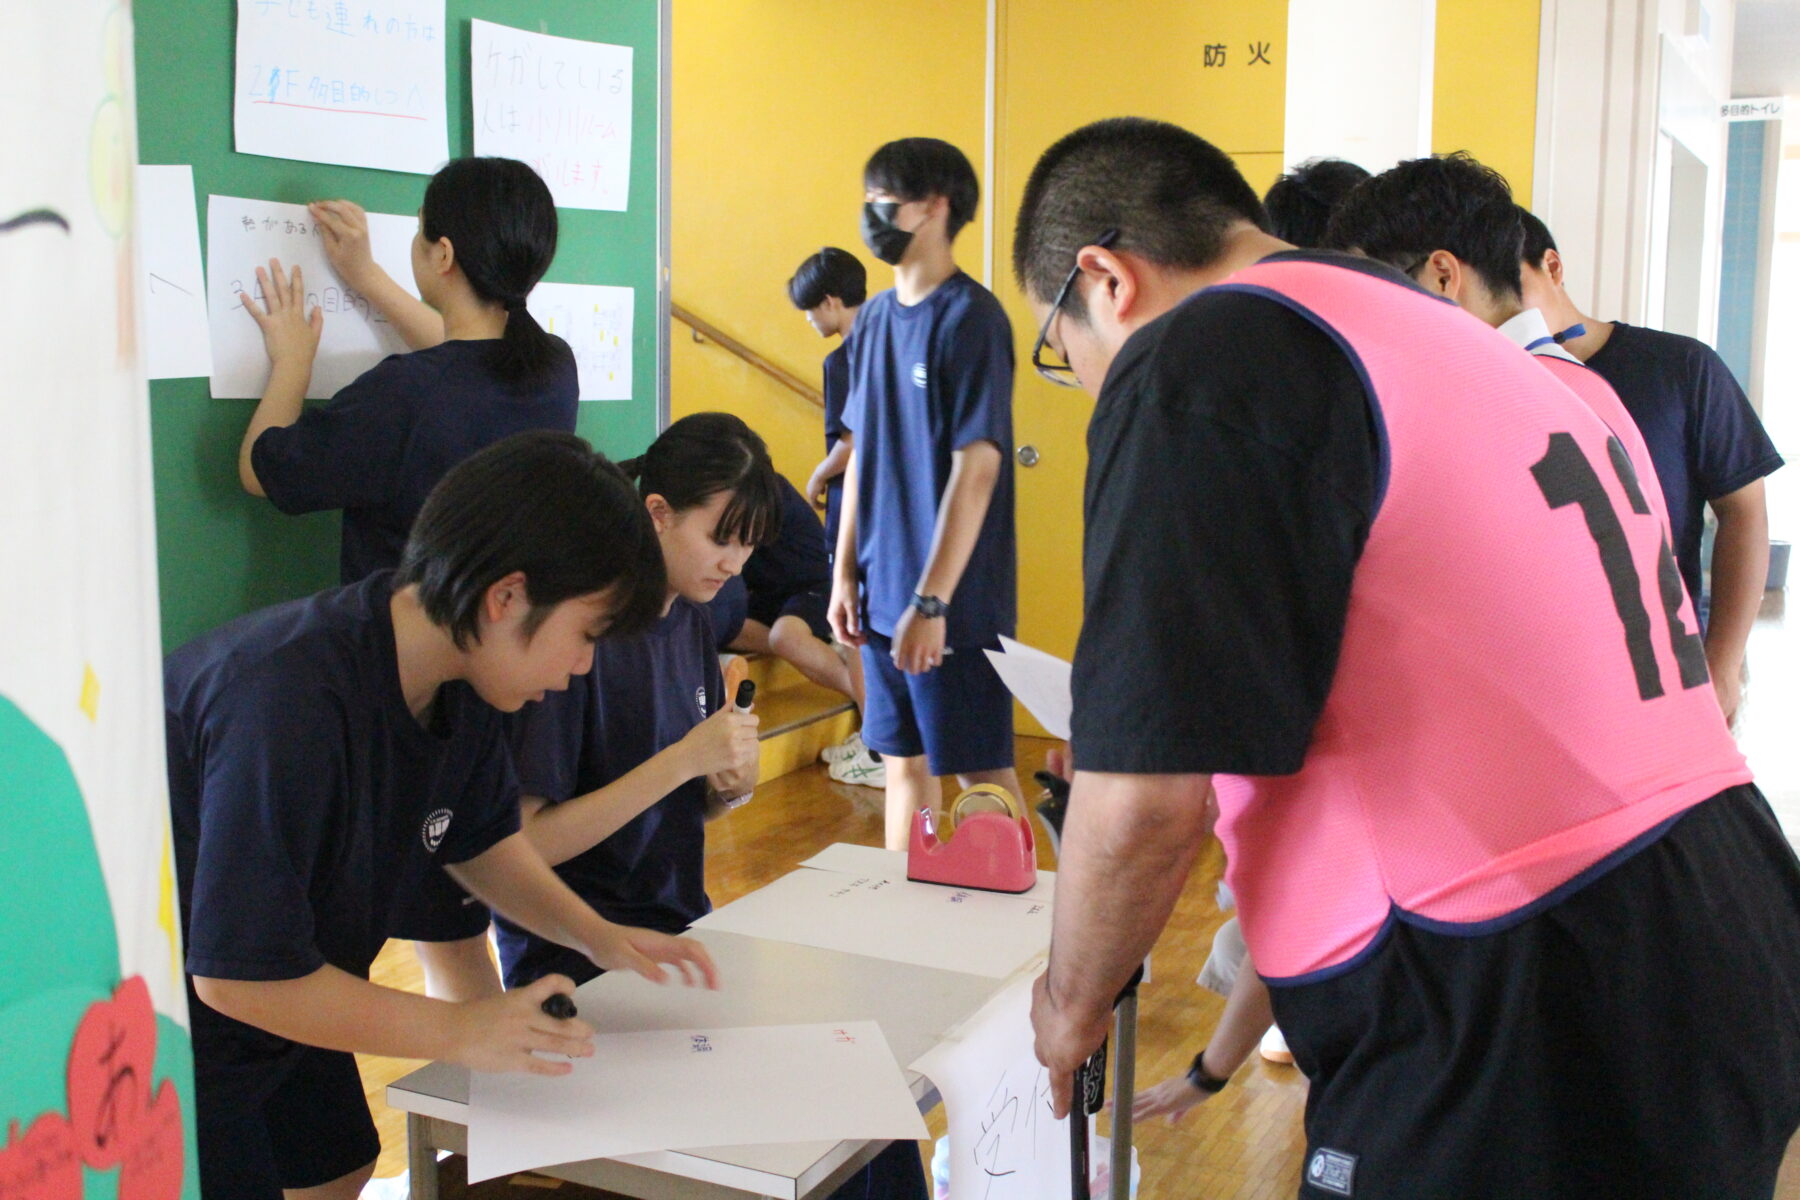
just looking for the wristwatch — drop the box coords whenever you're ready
[910,592,949,619]
[1186,1047,1231,1094]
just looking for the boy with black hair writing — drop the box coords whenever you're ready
[167,431,718,1200]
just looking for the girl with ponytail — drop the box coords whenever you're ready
[235,156,577,590]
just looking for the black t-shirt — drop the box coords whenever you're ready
[742,475,830,603]
[1071,253,1386,777]
[251,338,579,584]
[495,598,723,987]
[1584,321,1783,608]
[164,571,520,1060]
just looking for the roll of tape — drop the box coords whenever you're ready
[951,783,1024,827]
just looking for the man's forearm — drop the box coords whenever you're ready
[833,449,861,588]
[522,745,696,866]
[916,442,999,600]
[1046,772,1214,1017]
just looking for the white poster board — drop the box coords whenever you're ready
[135,165,213,380]
[206,194,421,399]
[2,0,198,1192]
[693,868,1052,979]
[233,0,448,175]
[467,1021,927,1183]
[527,281,633,400]
[471,19,634,211]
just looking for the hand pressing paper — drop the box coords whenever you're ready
[467,1021,928,1183]
[983,637,1071,740]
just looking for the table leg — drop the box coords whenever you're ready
[406,1112,440,1200]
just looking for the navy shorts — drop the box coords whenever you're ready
[751,583,832,641]
[1273,784,1800,1200]
[195,1039,379,1197]
[859,631,1013,776]
[390,862,491,941]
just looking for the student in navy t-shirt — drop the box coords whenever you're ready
[788,247,880,778]
[235,157,579,586]
[399,413,774,997]
[166,432,717,1200]
[1517,208,1784,726]
[828,137,1022,852]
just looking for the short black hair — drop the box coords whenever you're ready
[864,138,980,239]
[1012,117,1266,321]
[788,247,868,309]
[397,431,665,648]
[1263,158,1372,248]
[1321,152,1524,300]
[1517,206,1558,268]
[619,412,782,549]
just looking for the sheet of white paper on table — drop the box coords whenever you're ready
[911,972,1075,1200]
[984,636,1072,740]
[693,867,1051,980]
[206,195,421,399]
[798,843,1056,903]
[467,1021,926,1184]
[527,281,633,400]
[471,20,633,212]
[135,166,212,380]
[233,0,448,175]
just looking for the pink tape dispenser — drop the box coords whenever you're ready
[907,784,1037,894]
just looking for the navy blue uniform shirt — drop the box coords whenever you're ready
[495,597,722,988]
[743,476,830,602]
[252,338,579,584]
[165,571,521,1061]
[841,272,1016,645]
[1584,322,1783,611]
[822,339,851,553]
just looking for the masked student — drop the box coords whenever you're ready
[237,156,577,587]
[167,431,720,1200]
[827,137,1023,852]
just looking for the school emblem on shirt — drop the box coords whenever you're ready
[421,807,453,853]
[695,686,708,717]
[910,361,928,389]
[1307,1148,1357,1195]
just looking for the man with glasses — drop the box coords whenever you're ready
[1016,116,1800,1199]
[827,137,1022,856]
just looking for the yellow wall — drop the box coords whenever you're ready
[1433,0,1542,199]
[670,1,987,487]
[672,1,1540,735]
[993,0,1290,670]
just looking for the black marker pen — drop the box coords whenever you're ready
[722,680,756,810]
[540,992,578,1021]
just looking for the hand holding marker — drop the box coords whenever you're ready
[721,680,757,810]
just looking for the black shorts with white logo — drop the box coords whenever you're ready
[1269,784,1800,1200]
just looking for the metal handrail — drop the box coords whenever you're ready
[672,302,824,410]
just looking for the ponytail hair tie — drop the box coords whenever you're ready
[503,296,527,312]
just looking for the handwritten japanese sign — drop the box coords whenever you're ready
[234,0,449,174]
[470,20,634,212]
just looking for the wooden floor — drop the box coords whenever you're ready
[362,653,1800,1197]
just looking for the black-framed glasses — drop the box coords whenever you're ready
[1031,228,1120,387]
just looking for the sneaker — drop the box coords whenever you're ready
[828,744,886,788]
[820,730,865,765]
[1259,1023,1294,1065]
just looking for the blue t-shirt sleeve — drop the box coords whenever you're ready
[184,673,340,982]
[509,681,590,805]
[435,717,524,865]
[938,297,1014,451]
[1687,345,1784,501]
[823,344,850,440]
[250,354,419,514]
